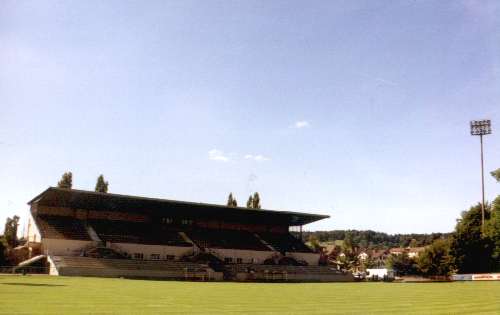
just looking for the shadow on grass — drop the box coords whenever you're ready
[2,283,66,287]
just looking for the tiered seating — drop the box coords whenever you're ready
[84,246,124,259]
[258,232,312,253]
[187,229,270,251]
[36,215,90,240]
[54,256,207,272]
[89,220,192,247]
[224,263,354,281]
[51,256,216,279]
[227,264,343,275]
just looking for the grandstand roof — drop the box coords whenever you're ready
[28,187,329,226]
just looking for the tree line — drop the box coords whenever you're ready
[320,170,500,276]
[308,197,500,277]
[384,197,500,277]
[302,230,451,249]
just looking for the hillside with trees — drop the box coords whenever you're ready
[301,230,451,249]
[309,169,500,277]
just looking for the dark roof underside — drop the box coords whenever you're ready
[29,187,329,226]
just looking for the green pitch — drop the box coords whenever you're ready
[0,275,499,314]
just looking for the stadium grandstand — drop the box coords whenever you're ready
[21,187,353,282]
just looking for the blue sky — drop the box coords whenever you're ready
[1,1,499,234]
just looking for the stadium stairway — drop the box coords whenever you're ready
[13,255,47,273]
[16,254,46,267]
[85,224,103,246]
[180,250,231,278]
[253,233,277,252]
[178,232,195,246]
[84,246,124,259]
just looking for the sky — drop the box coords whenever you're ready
[1,0,499,234]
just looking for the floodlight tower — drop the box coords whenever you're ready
[470,119,492,234]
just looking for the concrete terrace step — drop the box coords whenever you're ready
[53,256,207,271]
[50,256,222,280]
[226,263,344,275]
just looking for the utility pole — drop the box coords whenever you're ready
[470,119,492,235]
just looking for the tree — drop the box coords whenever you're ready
[246,195,253,208]
[3,216,20,248]
[95,175,109,193]
[0,237,6,265]
[417,239,453,276]
[252,192,261,209]
[491,168,500,182]
[335,232,361,271]
[450,203,495,273]
[409,239,418,248]
[308,234,322,252]
[227,193,237,207]
[342,231,357,254]
[359,256,377,271]
[386,253,418,276]
[486,196,500,270]
[327,244,342,260]
[245,193,261,209]
[57,172,73,189]
[337,249,359,272]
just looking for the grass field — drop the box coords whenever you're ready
[0,275,499,314]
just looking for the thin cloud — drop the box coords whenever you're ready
[294,121,310,129]
[356,72,398,87]
[244,154,270,162]
[208,149,229,162]
[375,77,397,86]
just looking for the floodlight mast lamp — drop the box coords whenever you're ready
[470,119,492,235]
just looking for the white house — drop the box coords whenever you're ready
[366,268,394,280]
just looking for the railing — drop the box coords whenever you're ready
[253,233,277,252]
[205,248,225,262]
[183,267,210,281]
[107,243,128,257]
